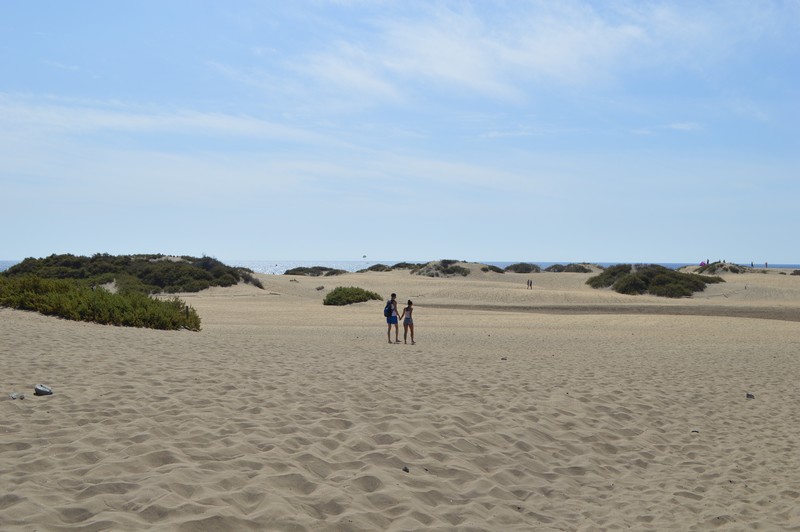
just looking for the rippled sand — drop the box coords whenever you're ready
[2,265,799,530]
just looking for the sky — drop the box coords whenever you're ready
[1,1,798,263]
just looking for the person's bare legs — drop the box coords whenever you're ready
[403,323,409,343]
[409,323,415,344]
[394,323,400,343]
[387,323,393,343]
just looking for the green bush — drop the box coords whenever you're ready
[284,266,347,276]
[613,273,648,295]
[410,261,471,277]
[4,253,263,293]
[441,265,470,276]
[0,275,201,330]
[586,264,632,288]
[586,264,724,298]
[697,262,743,275]
[545,263,593,273]
[360,264,393,272]
[792,270,800,276]
[505,263,541,274]
[481,265,505,273]
[323,286,382,306]
[391,262,422,270]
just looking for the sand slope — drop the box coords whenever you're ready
[2,266,800,530]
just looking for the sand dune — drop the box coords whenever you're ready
[2,265,800,530]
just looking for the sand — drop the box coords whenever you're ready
[2,265,800,530]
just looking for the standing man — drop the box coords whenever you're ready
[386,293,400,343]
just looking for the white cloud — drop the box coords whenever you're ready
[268,1,798,107]
[666,122,702,132]
[0,94,340,146]
[297,41,403,101]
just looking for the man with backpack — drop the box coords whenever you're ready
[385,293,400,343]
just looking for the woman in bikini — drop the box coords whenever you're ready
[399,300,415,345]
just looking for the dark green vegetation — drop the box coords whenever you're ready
[792,270,800,276]
[5,253,264,293]
[587,264,724,298]
[0,276,201,331]
[505,263,541,274]
[545,264,593,273]
[284,266,347,276]
[0,253,266,330]
[412,260,471,277]
[481,265,505,273]
[696,262,742,274]
[391,262,422,270]
[323,286,383,306]
[359,264,393,272]
[358,262,424,273]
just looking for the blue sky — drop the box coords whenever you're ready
[2,1,798,263]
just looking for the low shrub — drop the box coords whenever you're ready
[284,266,347,276]
[791,270,800,276]
[696,262,743,275]
[613,273,648,295]
[4,253,263,293]
[505,263,541,274]
[545,264,593,273]
[411,261,471,277]
[441,265,470,276]
[0,275,201,330]
[481,265,505,273]
[586,264,724,298]
[586,264,632,288]
[360,264,392,272]
[391,262,422,270]
[323,286,382,306]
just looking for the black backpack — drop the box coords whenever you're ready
[383,300,392,317]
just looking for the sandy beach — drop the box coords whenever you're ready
[2,264,800,531]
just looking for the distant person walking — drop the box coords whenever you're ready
[399,300,415,345]
[386,293,400,344]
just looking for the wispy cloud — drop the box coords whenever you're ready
[43,60,80,72]
[237,1,799,109]
[296,41,403,101]
[0,94,340,146]
[666,122,702,132]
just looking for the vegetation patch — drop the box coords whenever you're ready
[504,263,541,274]
[544,263,593,273]
[284,266,347,277]
[587,264,724,298]
[4,253,264,293]
[792,270,800,276]
[0,275,201,331]
[481,265,505,273]
[359,264,392,273]
[391,262,422,270]
[412,260,471,277]
[696,262,743,274]
[323,286,382,306]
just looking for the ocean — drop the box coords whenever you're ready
[3,259,797,275]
